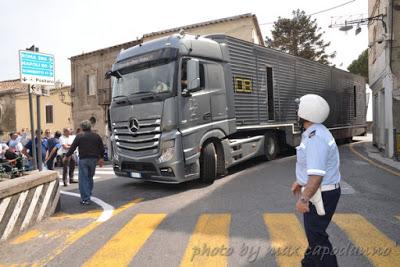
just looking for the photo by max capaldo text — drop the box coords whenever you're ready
[190,242,395,263]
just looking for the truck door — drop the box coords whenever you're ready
[179,58,211,130]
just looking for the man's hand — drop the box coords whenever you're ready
[98,159,104,168]
[291,181,302,196]
[296,198,310,213]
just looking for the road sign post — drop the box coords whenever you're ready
[19,47,55,171]
[28,85,37,170]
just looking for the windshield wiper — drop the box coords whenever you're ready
[113,95,132,104]
[128,91,157,100]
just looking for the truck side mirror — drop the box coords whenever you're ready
[187,59,200,91]
[105,70,121,80]
[105,70,112,80]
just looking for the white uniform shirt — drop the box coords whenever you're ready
[296,123,341,186]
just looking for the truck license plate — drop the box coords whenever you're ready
[130,172,142,178]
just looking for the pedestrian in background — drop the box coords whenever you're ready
[292,94,341,267]
[7,132,23,155]
[64,120,104,205]
[60,128,76,186]
[44,129,52,140]
[0,140,8,160]
[45,130,62,170]
[22,129,48,170]
[19,128,29,146]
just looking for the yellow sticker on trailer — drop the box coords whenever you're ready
[234,77,252,93]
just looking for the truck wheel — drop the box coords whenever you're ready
[265,133,278,161]
[200,143,217,183]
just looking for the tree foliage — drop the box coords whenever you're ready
[347,49,368,83]
[266,9,335,65]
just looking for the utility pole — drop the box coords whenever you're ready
[27,84,37,170]
[36,90,43,170]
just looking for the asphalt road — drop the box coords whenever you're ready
[0,141,399,266]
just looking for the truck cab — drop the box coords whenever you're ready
[109,34,238,183]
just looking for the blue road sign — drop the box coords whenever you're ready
[19,50,55,85]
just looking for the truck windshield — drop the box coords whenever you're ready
[112,61,175,98]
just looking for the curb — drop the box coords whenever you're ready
[349,141,400,177]
[0,171,60,241]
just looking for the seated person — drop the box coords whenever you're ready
[153,81,169,92]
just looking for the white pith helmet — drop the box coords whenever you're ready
[297,94,330,123]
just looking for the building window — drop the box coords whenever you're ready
[87,74,97,96]
[45,105,54,124]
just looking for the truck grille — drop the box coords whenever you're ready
[113,118,161,155]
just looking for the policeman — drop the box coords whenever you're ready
[291,94,341,267]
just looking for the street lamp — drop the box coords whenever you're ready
[330,14,387,35]
[59,90,72,106]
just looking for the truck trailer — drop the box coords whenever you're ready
[107,33,366,183]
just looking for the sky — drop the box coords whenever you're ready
[0,0,368,85]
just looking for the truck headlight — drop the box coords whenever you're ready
[159,140,175,163]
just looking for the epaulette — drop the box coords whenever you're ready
[308,130,316,138]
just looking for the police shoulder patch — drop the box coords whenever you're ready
[308,130,316,138]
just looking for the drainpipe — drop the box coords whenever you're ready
[384,0,395,158]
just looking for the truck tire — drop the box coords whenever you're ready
[265,133,278,161]
[200,143,217,183]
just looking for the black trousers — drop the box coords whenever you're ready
[302,187,341,267]
[46,157,55,170]
[62,154,76,183]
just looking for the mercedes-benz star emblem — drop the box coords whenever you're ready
[128,118,140,133]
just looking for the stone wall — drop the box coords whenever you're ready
[0,90,18,137]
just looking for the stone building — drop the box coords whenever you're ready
[69,13,264,140]
[0,79,73,138]
[368,0,400,158]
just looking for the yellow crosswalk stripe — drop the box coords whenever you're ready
[84,213,166,267]
[333,214,400,266]
[32,198,143,267]
[180,213,231,267]
[264,213,308,267]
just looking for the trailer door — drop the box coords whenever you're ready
[266,66,274,121]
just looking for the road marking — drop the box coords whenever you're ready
[263,213,308,267]
[333,213,400,266]
[93,170,115,175]
[180,213,231,267]
[349,142,400,177]
[33,196,143,267]
[51,210,102,220]
[60,191,114,222]
[2,190,29,240]
[340,180,356,195]
[10,229,41,245]
[84,213,166,267]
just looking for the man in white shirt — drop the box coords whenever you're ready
[60,128,76,186]
[0,142,8,159]
[8,132,23,155]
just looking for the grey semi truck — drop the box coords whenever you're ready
[107,33,366,183]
